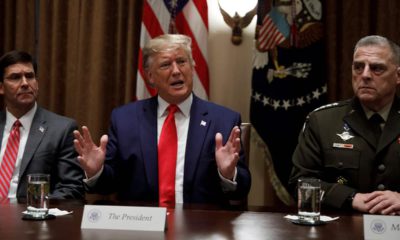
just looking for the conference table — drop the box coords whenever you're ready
[0,199,365,240]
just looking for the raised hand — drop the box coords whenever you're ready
[73,126,108,178]
[215,126,241,180]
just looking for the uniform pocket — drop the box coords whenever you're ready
[324,149,361,185]
[325,149,360,169]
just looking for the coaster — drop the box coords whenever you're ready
[290,218,326,226]
[22,214,56,221]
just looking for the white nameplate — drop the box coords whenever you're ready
[81,205,167,232]
[363,214,400,240]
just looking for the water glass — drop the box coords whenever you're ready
[26,174,50,218]
[297,178,321,223]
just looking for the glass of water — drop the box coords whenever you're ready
[297,178,322,223]
[26,174,50,219]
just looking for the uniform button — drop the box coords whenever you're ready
[378,164,386,172]
[377,184,385,190]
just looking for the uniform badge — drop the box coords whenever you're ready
[333,143,353,149]
[337,176,348,185]
[336,131,354,141]
[336,123,354,141]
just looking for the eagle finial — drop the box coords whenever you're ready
[218,1,258,45]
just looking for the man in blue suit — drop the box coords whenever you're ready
[74,34,251,207]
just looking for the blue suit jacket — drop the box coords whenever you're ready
[92,95,251,205]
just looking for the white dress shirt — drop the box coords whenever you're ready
[86,94,237,203]
[0,103,37,199]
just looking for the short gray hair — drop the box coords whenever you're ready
[354,35,400,65]
[142,34,195,70]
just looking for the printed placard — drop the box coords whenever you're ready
[81,205,167,232]
[363,214,400,240]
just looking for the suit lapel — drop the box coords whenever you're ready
[184,96,210,188]
[343,97,400,151]
[0,112,6,149]
[343,99,377,147]
[377,98,400,152]
[19,108,47,179]
[139,97,159,193]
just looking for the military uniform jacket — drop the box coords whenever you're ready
[289,97,400,209]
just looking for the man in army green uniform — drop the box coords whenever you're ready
[289,35,400,215]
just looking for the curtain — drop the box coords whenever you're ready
[0,0,142,141]
[324,0,400,101]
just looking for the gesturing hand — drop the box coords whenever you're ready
[215,126,241,180]
[73,126,108,178]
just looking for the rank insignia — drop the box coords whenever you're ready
[337,176,348,185]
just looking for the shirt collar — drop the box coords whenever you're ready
[362,101,392,122]
[157,94,192,118]
[6,102,37,130]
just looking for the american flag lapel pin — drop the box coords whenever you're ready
[200,120,206,127]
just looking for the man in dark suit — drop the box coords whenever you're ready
[74,34,251,207]
[289,35,400,215]
[0,50,84,200]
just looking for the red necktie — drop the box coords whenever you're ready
[0,120,21,199]
[158,105,178,207]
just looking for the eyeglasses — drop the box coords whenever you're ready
[4,72,36,83]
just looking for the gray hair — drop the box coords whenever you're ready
[142,34,195,70]
[354,35,400,65]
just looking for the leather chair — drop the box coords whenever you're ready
[240,123,251,167]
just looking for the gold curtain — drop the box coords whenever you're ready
[0,0,142,141]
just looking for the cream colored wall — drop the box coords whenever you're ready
[207,0,274,207]
[208,0,254,123]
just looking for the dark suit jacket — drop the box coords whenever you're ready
[0,107,85,200]
[289,97,400,209]
[92,94,251,205]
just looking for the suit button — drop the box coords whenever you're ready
[377,184,385,190]
[378,164,385,172]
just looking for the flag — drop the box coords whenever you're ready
[251,0,326,204]
[136,0,209,100]
[257,7,289,51]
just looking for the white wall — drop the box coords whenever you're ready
[207,0,274,206]
[207,0,257,122]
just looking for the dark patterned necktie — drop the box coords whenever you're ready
[369,113,383,143]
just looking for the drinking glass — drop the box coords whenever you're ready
[297,178,321,223]
[26,174,50,219]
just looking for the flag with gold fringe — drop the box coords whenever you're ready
[251,0,327,205]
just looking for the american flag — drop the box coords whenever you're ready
[136,0,209,100]
[256,7,289,51]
